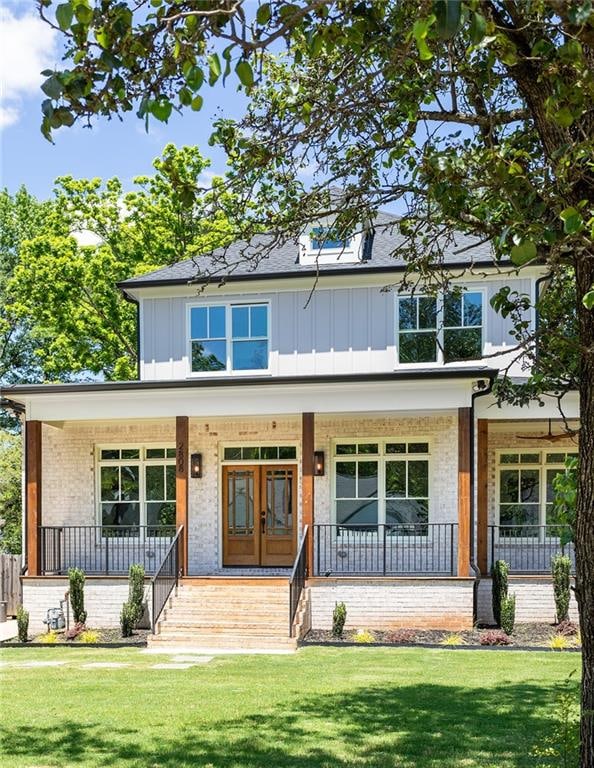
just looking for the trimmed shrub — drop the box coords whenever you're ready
[332,602,347,637]
[128,564,145,625]
[69,568,87,624]
[120,601,137,638]
[491,559,509,627]
[479,630,511,646]
[552,554,572,624]
[500,594,516,635]
[16,605,29,642]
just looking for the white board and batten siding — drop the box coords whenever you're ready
[139,278,533,381]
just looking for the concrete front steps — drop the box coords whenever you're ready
[149,577,303,651]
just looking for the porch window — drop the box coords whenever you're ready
[333,441,430,532]
[497,451,577,534]
[189,303,269,373]
[98,446,176,532]
[396,289,483,364]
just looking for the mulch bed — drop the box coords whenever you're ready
[2,628,149,647]
[303,622,581,650]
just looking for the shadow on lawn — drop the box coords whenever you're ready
[1,681,559,767]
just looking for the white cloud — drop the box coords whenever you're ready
[0,7,58,130]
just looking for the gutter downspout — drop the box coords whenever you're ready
[121,290,141,380]
[470,375,495,625]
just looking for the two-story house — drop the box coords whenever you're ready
[0,213,580,648]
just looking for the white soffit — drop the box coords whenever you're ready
[20,379,476,421]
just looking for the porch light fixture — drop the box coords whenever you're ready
[190,453,202,478]
[313,451,325,476]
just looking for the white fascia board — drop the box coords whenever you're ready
[21,379,476,422]
[123,265,548,301]
[475,390,580,420]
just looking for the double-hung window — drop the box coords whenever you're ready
[396,289,483,364]
[189,303,269,373]
[497,450,577,535]
[333,441,430,533]
[98,446,177,533]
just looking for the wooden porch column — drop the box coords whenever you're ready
[25,420,42,576]
[302,412,315,575]
[476,419,489,575]
[175,416,189,575]
[457,407,472,577]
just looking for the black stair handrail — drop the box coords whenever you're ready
[151,525,184,634]
[289,525,309,638]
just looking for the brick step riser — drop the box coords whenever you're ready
[150,634,296,648]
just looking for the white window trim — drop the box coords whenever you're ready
[395,287,486,368]
[330,438,432,531]
[186,300,271,377]
[495,449,577,531]
[95,444,176,530]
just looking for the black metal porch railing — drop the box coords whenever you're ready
[289,525,309,637]
[313,523,457,576]
[39,525,177,576]
[488,524,575,574]
[151,526,183,633]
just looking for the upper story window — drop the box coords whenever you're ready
[310,226,351,251]
[189,303,269,374]
[396,290,483,365]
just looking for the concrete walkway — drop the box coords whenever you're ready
[0,620,17,642]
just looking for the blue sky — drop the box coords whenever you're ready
[0,3,247,198]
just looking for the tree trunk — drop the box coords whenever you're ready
[575,251,594,767]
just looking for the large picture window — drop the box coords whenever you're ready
[397,289,483,365]
[333,441,430,533]
[189,303,269,374]
[98,446,177,533]
[497,451,577,535]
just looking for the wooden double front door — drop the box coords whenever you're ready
[222,464,297,567]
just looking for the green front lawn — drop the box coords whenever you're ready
[0,646,580,768]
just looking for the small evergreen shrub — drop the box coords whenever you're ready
[332,602,347,637]
[69,568,87,624]
[128,564,146,624]
[479,630,511,646]
[79,630,100,644]
[39,631,58,644]
[120,601,137,637]
[500,594,516,635]
[353,629,375,644]
[552,554,572,624]
[16,605,29,642]
[491,559,509,627]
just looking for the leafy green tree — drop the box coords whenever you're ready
[9,144,233,380]
[0,431,22,554]
[30,1,594,760]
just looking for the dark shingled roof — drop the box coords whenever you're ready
[119,212,496,289]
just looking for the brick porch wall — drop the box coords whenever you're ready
[309,578,474,630]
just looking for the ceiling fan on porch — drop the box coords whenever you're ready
[515,418,579,442]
